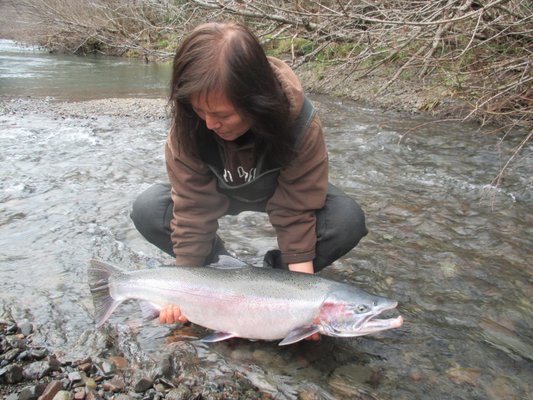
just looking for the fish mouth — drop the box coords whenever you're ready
[328,301,403,337]
[354,300,403,334]
[356,315,404,334]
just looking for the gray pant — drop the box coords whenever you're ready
[131,183,367,272]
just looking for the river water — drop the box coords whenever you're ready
[1,39,532,399]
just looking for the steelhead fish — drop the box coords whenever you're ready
[88,256,403,345]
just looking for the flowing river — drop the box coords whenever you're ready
[1,39,532,399]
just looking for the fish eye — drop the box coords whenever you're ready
[356,304,369,314]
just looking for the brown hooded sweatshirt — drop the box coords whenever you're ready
[165,57,328,266]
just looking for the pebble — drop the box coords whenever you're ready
[3,364,24,383]
[165,387,191,400]
[132,376,153,393]
[52,390,72,400]
[17,383,47,400]
[39,381,64,400]
[1,319,272,400]
[18,321,34,337]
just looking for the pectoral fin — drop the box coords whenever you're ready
[279,325,321,346]
[201,331,237,343]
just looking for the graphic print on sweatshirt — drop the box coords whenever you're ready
[223,166,257,185]
[220,131,257,186]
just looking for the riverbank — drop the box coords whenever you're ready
[0,316,268,400]
[0,0,469,121]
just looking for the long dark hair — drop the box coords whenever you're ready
[169,22,294,165]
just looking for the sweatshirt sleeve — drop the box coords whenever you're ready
[165,133,230,266]
[266,116,328,264]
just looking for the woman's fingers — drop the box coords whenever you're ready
[159,304,188,324]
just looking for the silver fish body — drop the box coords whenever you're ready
[88,258,403,345]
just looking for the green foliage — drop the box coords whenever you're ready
[264,36,314,57]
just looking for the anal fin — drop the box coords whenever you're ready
[201,331,237,343]
[139,302,162,322]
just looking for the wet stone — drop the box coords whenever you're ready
[107,356,128,370]
[230,348,252,362]
[17,350,33,362]
[52,390,73,400]
[72,357,92,368]
[2,348,21,362]
[84,391,103,400]
[251,349,275,365]
[99,361,116,376]
[113,395,133,400]
[39,380,64,400]
[23,358,61,380]
[165,386,192,400]
[297,388,322,400]
[18,321,34,337]
[5,324,18,334]
[18,383,47,400]
[67,371,83,383]
[103,375,125,392]
[30,349,48,360]
[76,362,92,373]
[6,335,26,349]
[153,383,166,393]
[2,364,24,383]
[82,376,97,391]
[152,357,172,379]
[133,376,153,393]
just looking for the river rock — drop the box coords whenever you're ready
[152,356,173,379]
[18,321,34,337]
[18,383,47,400]
[2,348,21,362]
[132,375,153,393]
[73,390,85,400]
[2,364,24,383]
[30,349,48,360]
[6,393,19,400]
[84,391,103,400]
[67,371,83,383]
[112,395,133,400]
[38,380,64,400]
[98,360,116,376]
[165,386,192,400]
[23,357,61,380]
[6,335,26,349]
[81,376,97,391]
[107,356,128,370]
[52,390,72,400]
[102,374,126,392]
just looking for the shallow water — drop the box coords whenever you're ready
[0,39,170,100]
[1,40,532,399]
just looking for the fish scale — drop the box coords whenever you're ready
[88,257,403,345]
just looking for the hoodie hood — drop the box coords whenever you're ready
[268,57,305,120]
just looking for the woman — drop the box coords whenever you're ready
[131,22,368,326]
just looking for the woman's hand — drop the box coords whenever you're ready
[288,261,314,274]
[159,304,188,324]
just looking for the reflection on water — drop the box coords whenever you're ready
[0,40,532,399]
[0,39,170,100]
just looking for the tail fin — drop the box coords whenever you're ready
[87,259,124,328]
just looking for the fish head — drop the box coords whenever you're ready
[317,287,403,337]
